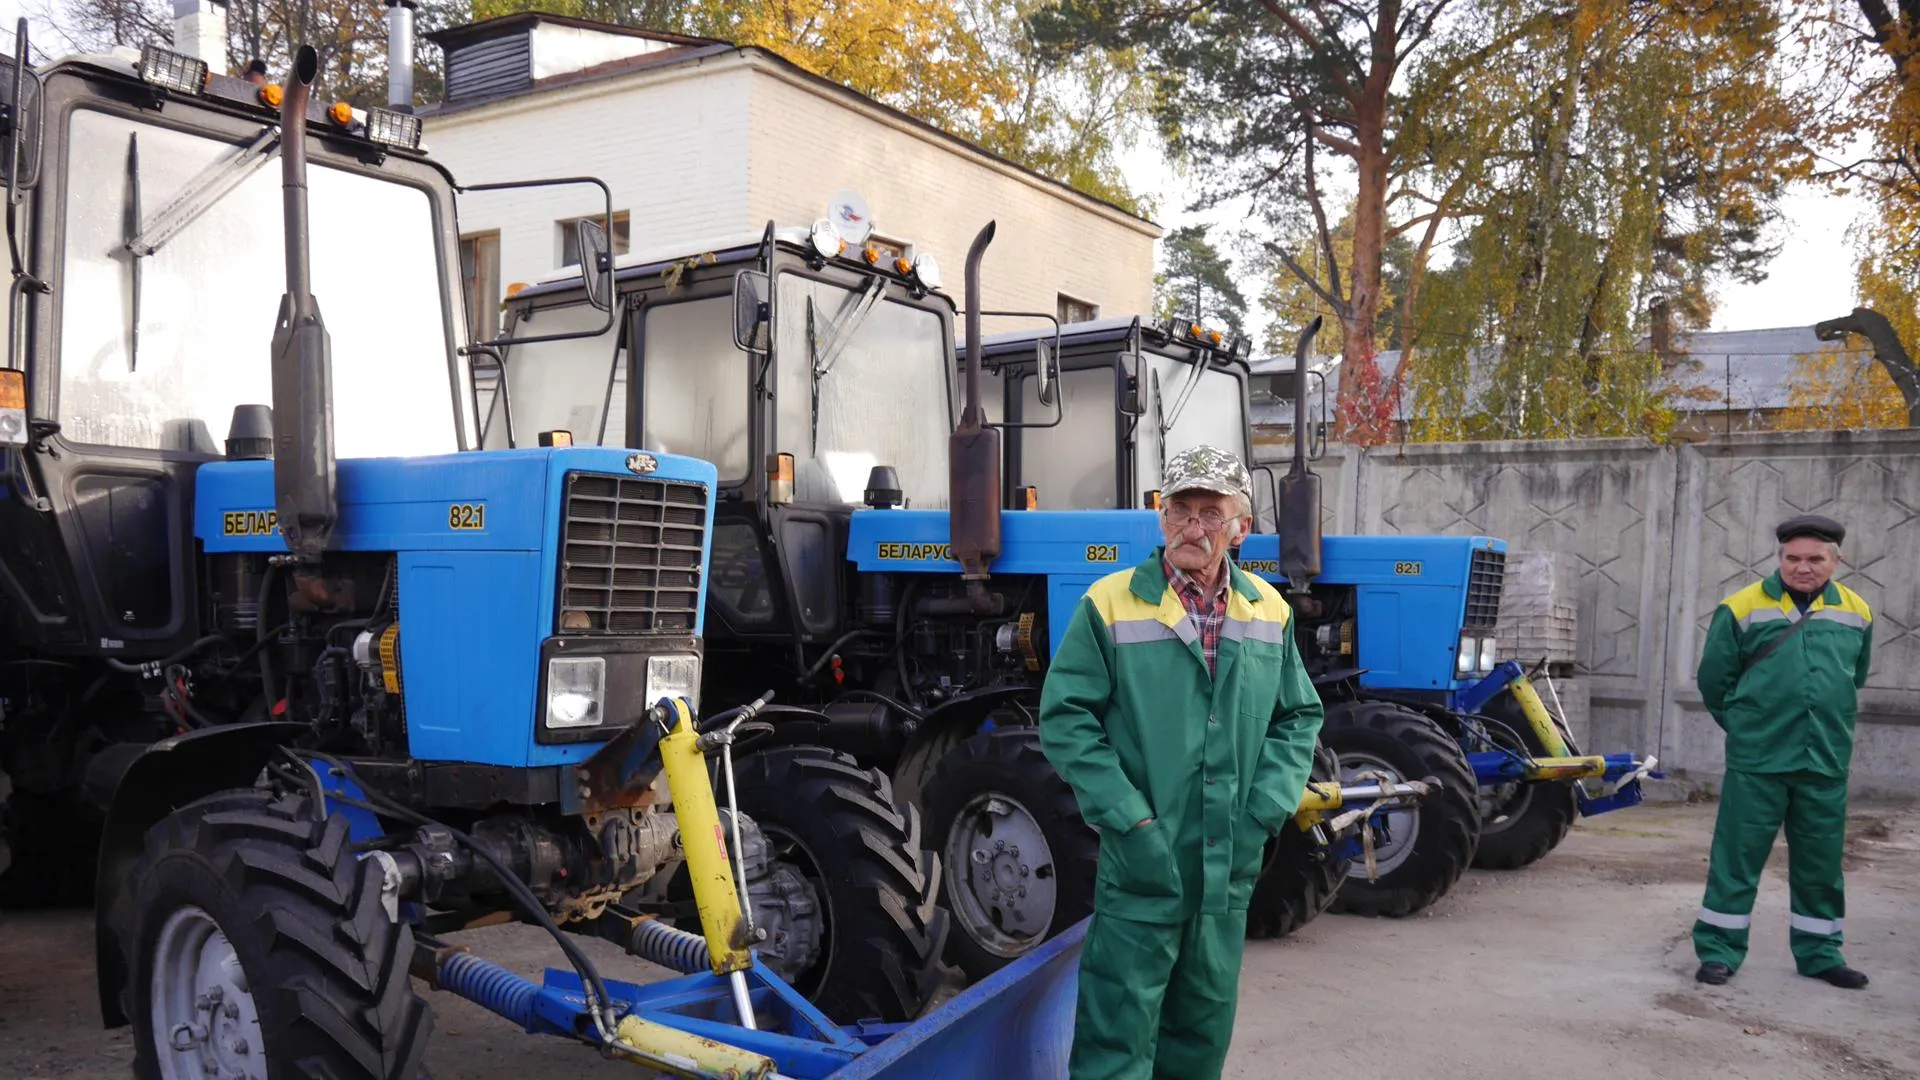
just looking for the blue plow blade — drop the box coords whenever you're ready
[446,917,1086,1078]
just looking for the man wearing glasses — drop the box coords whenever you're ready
[1039,444,1325,1079]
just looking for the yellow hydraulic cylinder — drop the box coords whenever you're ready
[655,697,753,976]
[1506,674,1573,758]
[610,1012,775,1079]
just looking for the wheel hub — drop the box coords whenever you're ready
[151,906,263,1080]
[946,793,1057,959]
[1339,753,1419,879]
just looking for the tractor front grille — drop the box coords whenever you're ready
[1464,548,1505,630]
[557,472,708,635]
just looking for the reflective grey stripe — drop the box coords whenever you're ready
[1172,617,1199,648]
[1223,618,1289,645]
[1790,913,1844,935]
[1811,609,1867,629]
[1696,907,1752,930]
[1110,619,1182,645]
[1741,608,1790,628]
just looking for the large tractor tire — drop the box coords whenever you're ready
[1321,700,1480,919]
[920,727,1099,981]
[1469,690,1579,871]
[729,745,950,1024]
[1246,743,1347,939]
[112,787,432,1080]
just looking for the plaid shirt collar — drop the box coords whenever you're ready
[1164,554,1230,675]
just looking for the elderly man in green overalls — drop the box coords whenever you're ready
[1039,445,1325,1079]
[1693,513,1873,990]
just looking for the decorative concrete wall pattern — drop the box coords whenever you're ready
[1255,429,1920,795]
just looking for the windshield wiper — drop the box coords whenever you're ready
[125,126,279,259]
[1159,358,1205,435]
[807,277,887,452]
[812,276,884,377]
[123,132,140,371]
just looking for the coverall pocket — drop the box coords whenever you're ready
[1099,819,1180,898]
[1230,816,1270,881]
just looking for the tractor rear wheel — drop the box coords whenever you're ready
[1469,690,1579,871]
[729,745,950,1024]
[1246,742,1347,939]
[1321,700,1480,919]
[920,727,1099,981]
[115,787,431,1080]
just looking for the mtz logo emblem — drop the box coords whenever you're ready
[222,510,279,536]
[877,542,952,561]
[1394,561,1423,576]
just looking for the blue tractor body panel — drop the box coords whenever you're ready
[1235,532,1506,699]
[847,508,1164,655]
[195,447,719,769]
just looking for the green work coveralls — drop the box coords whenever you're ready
[1038,552,1324,1080]
[1693,571,1873,976]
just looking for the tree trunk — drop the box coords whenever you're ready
[1333,1,1398,447]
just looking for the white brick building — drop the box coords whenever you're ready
[416,14,1160,341]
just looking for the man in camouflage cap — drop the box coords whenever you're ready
[1040,444,1324,1078]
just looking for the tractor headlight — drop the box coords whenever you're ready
[364,106,423,150]
[1457,634,1476,676]
[1478,636,1498,674]
[137,45,208,95]
[545,656,606,729]
[645,653,702,714]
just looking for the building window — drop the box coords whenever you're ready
[460,231,501,343]
[1058,293,1098,324]
[558,211,632,268]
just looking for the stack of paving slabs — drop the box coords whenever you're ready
[1494,549,1581,677]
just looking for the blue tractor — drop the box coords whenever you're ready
[974,311,1663,910]
[487,197,1440,981]
[0,34,1000,1078]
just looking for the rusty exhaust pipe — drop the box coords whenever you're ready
[948,222,1000,603]
[270,45,337,561]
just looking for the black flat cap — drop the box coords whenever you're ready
[1776,514,1845,545]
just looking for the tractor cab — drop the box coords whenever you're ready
[977,315,1256,513]
[485,196,960,661]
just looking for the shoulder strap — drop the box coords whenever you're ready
[1740,610,1813,678]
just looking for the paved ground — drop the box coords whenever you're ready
[3,799,1916,1080]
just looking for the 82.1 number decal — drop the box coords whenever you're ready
[448,503,487,530]
[1393,560,1422,576]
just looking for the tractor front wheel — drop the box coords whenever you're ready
[1469,690,1579,871]
[115,788,431,1080]
[1321,700,1481,919]
[920,727,1099,981]
[1246,742,1347,939]
[729,746,950,1024]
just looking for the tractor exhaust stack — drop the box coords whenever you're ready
[1278,317,1323,592]
[270,45,338,561]
[949,221,1001,604]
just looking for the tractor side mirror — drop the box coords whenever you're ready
[732,269,770,354]
[1034,339,1058,407]
[575,217,615,313]
[0,20,43,194]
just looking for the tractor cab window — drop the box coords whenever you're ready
[481,302,626,450]
[774,274,951,508]
[639,296,749,477]
[1134,352,1249,499]
[1016,366,1119,509]
[57,108,460,456]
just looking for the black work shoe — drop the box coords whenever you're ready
[1696,962,1732,985]
[1804,965,1869,989]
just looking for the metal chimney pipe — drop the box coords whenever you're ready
[171,0,228,68]
[386,0,417,111]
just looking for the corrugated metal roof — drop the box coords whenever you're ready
[1246,324,1875,427]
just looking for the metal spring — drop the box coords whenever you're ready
[628,917,711,974]
[438,950,538,1027]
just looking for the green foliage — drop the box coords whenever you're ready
[1154,225,1247,335]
